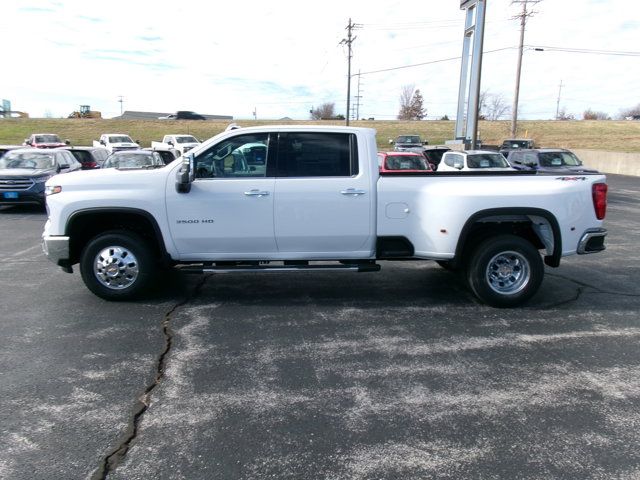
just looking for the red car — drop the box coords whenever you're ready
[377,151,432,173]
[23,133,68,149]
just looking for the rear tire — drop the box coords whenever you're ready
[466,234,543,307]
[80,231,157,300]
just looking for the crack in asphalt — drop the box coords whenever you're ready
[91,275,210,480]
[536,272,640,309]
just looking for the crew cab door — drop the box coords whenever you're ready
[165,132,277,258]
[273,132,374,257]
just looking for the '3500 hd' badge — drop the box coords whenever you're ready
[176,219,215,224]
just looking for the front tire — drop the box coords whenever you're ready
[80,231,157,300]
[466,235,543,308]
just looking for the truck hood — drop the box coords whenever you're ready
[45,163,168,190]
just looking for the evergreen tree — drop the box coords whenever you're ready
[410,89,426,120]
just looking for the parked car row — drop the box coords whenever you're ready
[0,131,193,208]
[378,146,596,174]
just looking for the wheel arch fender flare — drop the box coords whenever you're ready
[65,207,169,263]
[455,207,562,268]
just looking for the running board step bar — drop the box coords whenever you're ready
[177,263,381,274]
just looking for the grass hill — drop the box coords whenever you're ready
[1,118,639,152]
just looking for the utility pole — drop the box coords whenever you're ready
[510,0,540,138]
[339,18,361,126]
[555,80,563,120]
[117,95,124,116]
[253,107,257,120]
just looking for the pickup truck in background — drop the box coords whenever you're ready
[151,134,201,156]
[93,134,140,153]
[23,133,69,149]
[389,134,428,153]
[42,126,608,307]
[499,138,536,158]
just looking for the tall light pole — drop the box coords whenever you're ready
[510,0,539,138]
[117,95,124,116]
[455,0,487,149]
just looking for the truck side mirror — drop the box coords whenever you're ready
[175,153,195,193]
[453,159,464,170]
[100,140,105,145]
[168,141,174,146]
[65,139,71,145]
[388,139,393,145]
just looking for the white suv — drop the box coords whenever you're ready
[438,150,514,172]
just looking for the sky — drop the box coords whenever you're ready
[3,0,639,120]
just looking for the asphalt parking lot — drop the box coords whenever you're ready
[0,174,639,480]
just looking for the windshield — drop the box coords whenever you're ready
[34,135,62,143]
[467,153,509,168]
[396,136,421,144]
[69,150,91,163]
[0,151,55,169]
[176,136,198,144]
[103,152,163,169]
[385,155,428,170]
[502,140,531,149]
[539,152,582,167]
[108,136,134,143]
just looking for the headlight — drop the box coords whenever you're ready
[34,175,53,183]
[45,185,62,195]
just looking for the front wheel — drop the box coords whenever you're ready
[466,235,543,308]
[80,231,157,300]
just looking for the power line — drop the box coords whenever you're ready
[356,46,517,76]
[528,45,640,56]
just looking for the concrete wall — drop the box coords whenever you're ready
[574,149,640,177]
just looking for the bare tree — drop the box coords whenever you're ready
[556,107,575,121]
[619,103,640,119]
[397,84,416,120]
[310,102,336,120]
[583,108,610,120]
[479,90,510,120]
[485,93,510,120]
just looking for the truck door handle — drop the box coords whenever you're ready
[340,188,366,196]
[244,189,270,197]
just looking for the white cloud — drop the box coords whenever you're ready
[3,0,639,120]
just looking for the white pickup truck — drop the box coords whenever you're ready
[93,133,140,153]
[42,126,608,307]
[151,134,200,155]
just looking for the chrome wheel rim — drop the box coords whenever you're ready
[485,250,530,295]
[94,246,139,290]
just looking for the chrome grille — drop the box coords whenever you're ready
[0,178,34,191]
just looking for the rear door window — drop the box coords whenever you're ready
[276,132,358,177]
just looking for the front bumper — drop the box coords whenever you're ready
[577,228,607,254]
[42,235,71,269]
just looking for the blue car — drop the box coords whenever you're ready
[0,148,81,207]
